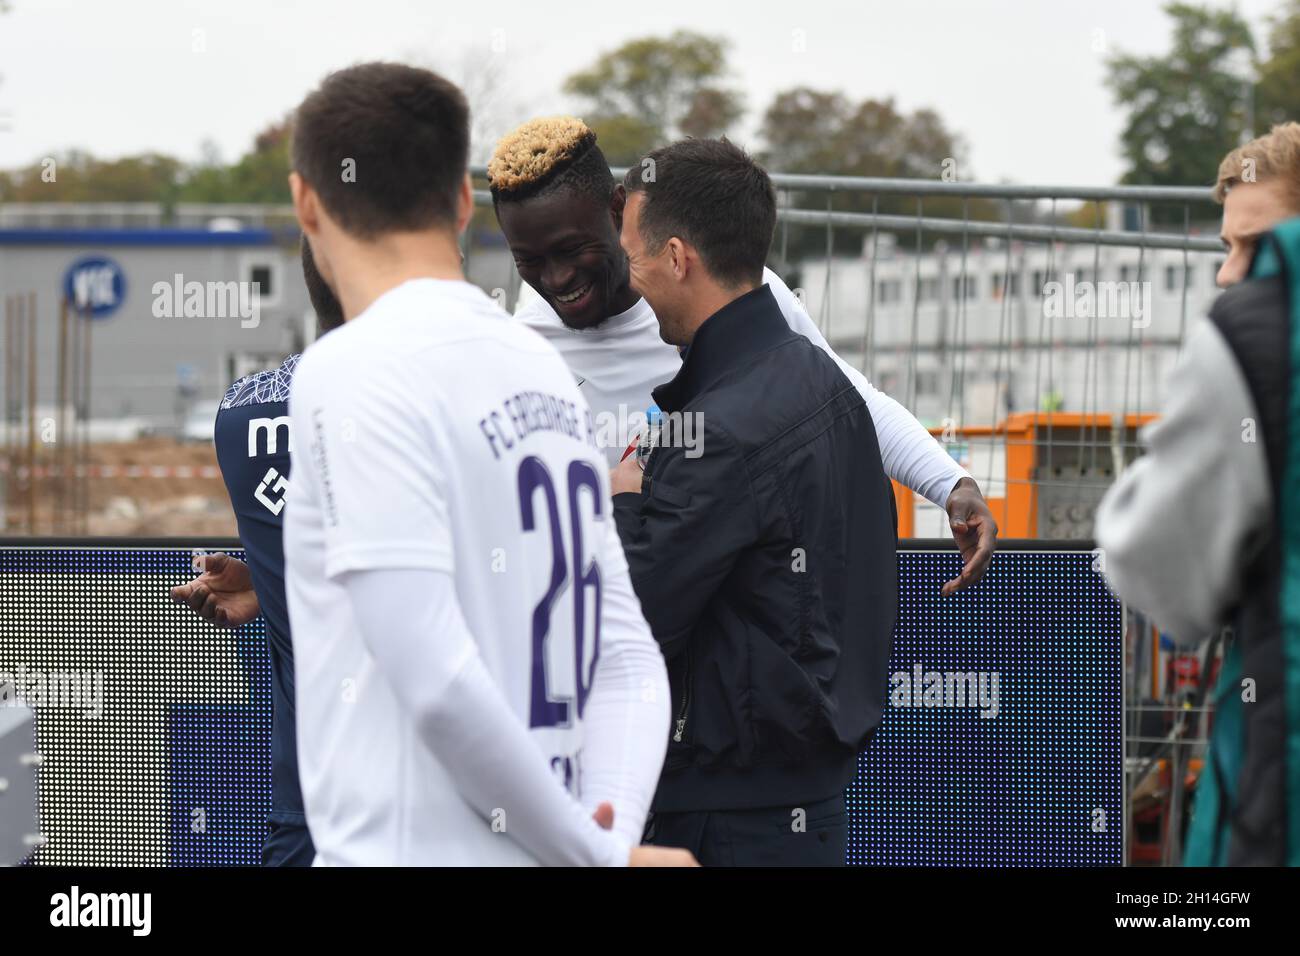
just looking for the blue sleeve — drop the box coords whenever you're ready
[214,401,294,661]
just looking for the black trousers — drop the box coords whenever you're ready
[644,792,847,866]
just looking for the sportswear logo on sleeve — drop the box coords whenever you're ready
[254,467,289,515]
[247,416,293,457]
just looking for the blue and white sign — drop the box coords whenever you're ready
[63,255,126,318]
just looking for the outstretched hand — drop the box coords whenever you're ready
[169,552,261,628]
[942,478,998,596]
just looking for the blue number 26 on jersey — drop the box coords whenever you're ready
[517,456,603,729]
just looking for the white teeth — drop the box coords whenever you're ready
[556,282,592,304]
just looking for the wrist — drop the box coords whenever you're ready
[945,475,978,507]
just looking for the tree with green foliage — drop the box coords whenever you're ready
[758,87,996,261]
[761,89,966,181]
[1257,0,1300,130]
[562,30,742,165]
[177,116,293,204]
[1106,2,1255,192]
[2,150,185,203]
[1,116,294,206]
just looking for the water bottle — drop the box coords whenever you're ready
[636,405,662,468]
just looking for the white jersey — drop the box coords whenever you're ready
[285,278,648,865]
[515,268,969,506]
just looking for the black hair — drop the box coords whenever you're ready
[292,62,469,237]
[623,138,776,287]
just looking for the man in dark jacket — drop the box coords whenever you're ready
[609,138,898,865]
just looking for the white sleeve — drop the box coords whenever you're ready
[1096,319,1273,644]
[577,519,671,846]
[293,349,454,578]
[294,347,629,864]
[342,567,631,867]
[763,268,970,507]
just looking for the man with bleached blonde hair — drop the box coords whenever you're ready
[489,116,998,596]
[1214,122,1300,288]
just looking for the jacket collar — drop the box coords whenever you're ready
[653,283,791,412]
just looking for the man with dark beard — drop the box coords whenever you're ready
[169,237,343,865]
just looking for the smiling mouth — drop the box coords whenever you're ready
[554,281,594,305]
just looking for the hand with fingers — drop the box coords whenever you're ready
[169,552,261,628]
[942,478,998,597]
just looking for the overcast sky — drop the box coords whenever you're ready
[0,0,1283,186]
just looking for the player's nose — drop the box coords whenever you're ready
[540,259,579,295]
[1211,243,1253,287]
[1217,252,1247,289]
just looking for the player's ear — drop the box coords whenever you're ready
[667,237,688,281]
[290,172,320,237]
[610,184,626,231]
[454,172,474,235]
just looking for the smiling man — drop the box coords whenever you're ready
[606,136,897,865]
[489,117,996,595]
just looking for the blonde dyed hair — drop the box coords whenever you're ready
[487,116,598,198]
[1214,121,1300,210]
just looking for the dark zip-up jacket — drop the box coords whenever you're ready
[613,283,898,812]
[1196,229,1296,865]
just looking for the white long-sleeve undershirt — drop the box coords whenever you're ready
[575,521,672,846]
[763,272,971,508]
[341,566,634,867]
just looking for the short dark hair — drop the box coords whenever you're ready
[623,138,776,287]
[300,236,344,334]
[488,116,614,208]
[292,62,469,237]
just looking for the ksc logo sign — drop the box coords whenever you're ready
[63,256,126,318]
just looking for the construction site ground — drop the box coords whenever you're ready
[2,438,237,537]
